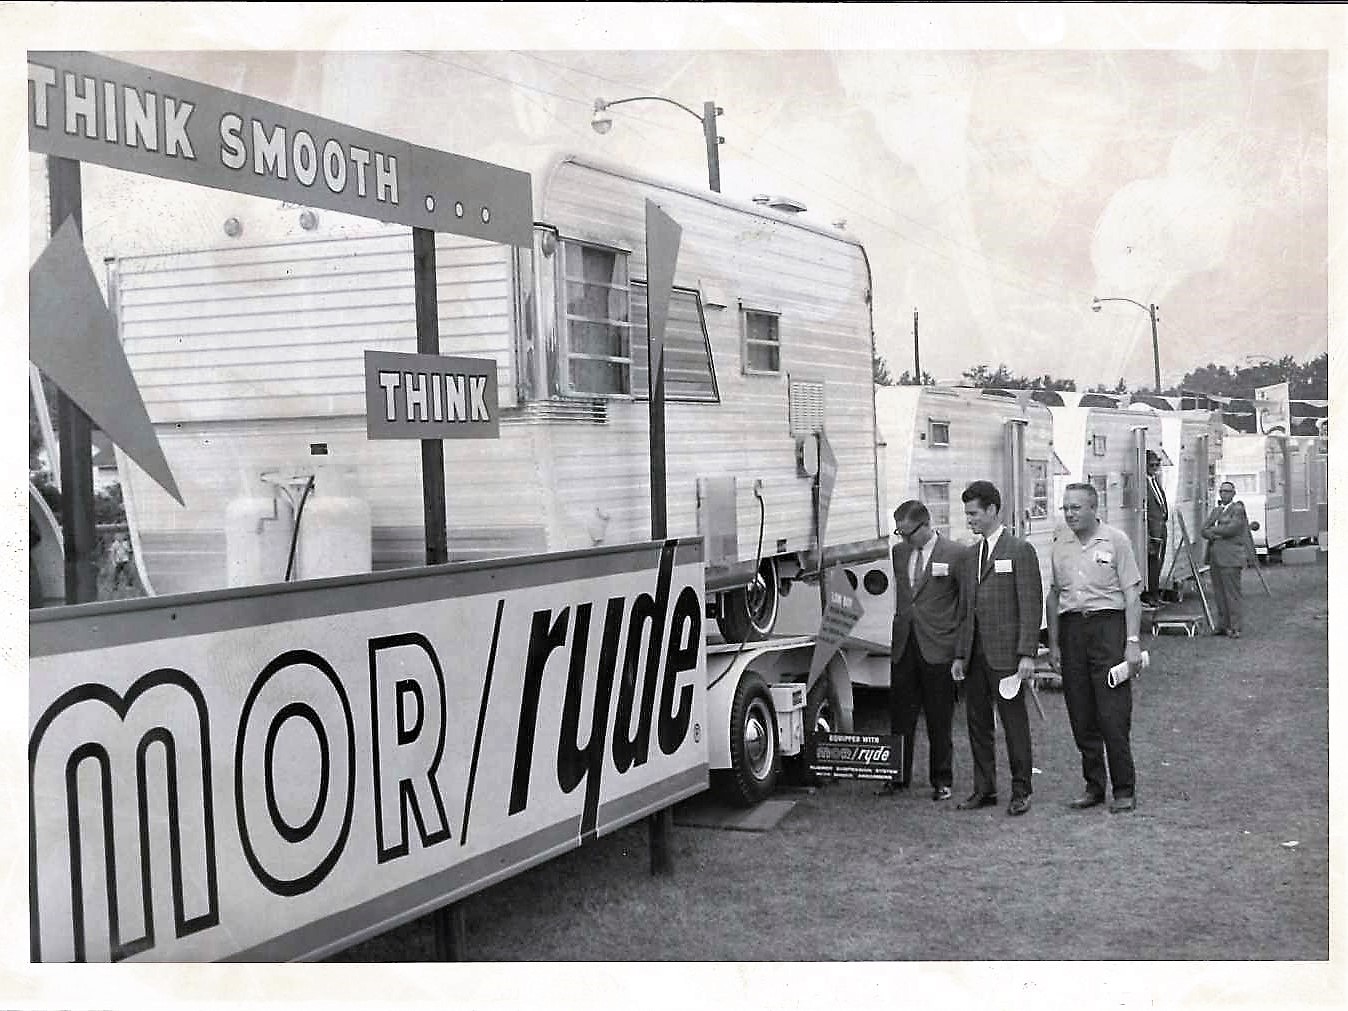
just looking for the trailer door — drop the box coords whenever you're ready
[1002,418,1028,538]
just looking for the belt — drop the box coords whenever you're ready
[1060,608,1123,619]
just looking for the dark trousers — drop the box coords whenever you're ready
[1059,610,1135,799]
[964,638,1033,800]
[1147,535,1166,596]
[1209,565,1243,633]
[888,628,954,789]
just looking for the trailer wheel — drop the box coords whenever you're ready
[716,673,780,806]
[716,558,779,643]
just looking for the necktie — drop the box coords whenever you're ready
[978,538,988,581]
[908,546,920,589]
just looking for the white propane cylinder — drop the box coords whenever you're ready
[225,490,295,587]
[295,465,373,580]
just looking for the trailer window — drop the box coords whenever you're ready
[1028,460,1050,519]
[741,308,781,375]
[928,419,951,447]
[1121,471,1136,510]
[1088,474,1109,516]
[1091,434,1107,456]
[630,282,719,402]
[560,241,632,396]
[919,481,951,535]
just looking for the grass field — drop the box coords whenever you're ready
[330,558,1330,970]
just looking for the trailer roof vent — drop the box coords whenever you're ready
[766,195,808,214]
[751,194,772,205]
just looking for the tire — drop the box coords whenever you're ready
[715,672,781,806]
[716,558,780,643]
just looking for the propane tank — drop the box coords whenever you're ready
[225,486,295,587]
[295,464,372,580]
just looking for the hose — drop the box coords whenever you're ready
[725,482,769,673]
[283,475,316,582]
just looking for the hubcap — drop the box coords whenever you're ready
[743,699,774,780]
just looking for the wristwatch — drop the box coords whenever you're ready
[1126,635,1140,643]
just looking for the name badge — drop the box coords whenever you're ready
[931,562,949,577]
[994,558,1013,574]
[1094,550,1113,565]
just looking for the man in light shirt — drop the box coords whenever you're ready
[880,501,969,800]
[1046,482,1144,814]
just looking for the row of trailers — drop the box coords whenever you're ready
[824,385,1232,667]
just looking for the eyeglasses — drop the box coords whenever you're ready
[893,520,928,538]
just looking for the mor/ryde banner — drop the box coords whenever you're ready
[29,539,706,961]
[27,51,533,246]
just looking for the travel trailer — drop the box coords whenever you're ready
[798,385,1061,687]
[107,155,886,642]
[1217,431,1328,552]
[1042,391,1223,594]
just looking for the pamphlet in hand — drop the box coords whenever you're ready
[1107,651,1151,688]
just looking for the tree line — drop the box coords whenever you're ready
[873,351,1328,400]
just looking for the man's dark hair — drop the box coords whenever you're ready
[961,480,1001,512]
[893,500,930,526]
[1063,482,1098,508]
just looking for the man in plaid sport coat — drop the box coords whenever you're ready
[953,480,1043,816]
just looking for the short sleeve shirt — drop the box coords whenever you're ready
[1049,522,1142,613]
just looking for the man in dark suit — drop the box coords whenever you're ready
[1201,481,1251,638]
[1144,450,1168,606]
[953,480,1043,816]
[879,500,968,801]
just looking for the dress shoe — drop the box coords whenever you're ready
[1109,794,1136,814]
[1229,629,1241,639]
[1006,795,1031,816]
[1211,628,1227,637]
[875,780,910,796]
[931,785,952,801]
[1067,791,1106,810]
[956,792,997,810]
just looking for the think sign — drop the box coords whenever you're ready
[364,350,500,440]
[27,51,533,246]
[29,539,707,961]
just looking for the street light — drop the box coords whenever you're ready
[591,96,724,193]
[1092,295,1162,392]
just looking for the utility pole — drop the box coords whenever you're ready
[912,308,921,383]
[1148,303,1161,393]
[701,101,722,194]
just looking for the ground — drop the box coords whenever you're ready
[330,558,1329,968]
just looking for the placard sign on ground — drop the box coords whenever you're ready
[29,539,706,962]
[364,350,500,439]
[27,51,532,247]
[807,732,903,782]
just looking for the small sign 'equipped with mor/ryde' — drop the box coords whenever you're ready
[807,731,903,782]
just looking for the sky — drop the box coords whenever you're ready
[5,4,1346,1008]
[19,15,1335,394]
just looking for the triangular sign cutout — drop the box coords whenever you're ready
[30,217,183,505]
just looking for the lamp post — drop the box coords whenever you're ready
[1092,296,1161,392]
[592,96,723,193]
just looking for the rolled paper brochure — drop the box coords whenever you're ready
[1107,650,1150,688]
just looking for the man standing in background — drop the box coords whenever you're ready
[953,480,1043,817]
[880,500,967,801]
[1202,481,1251,638]
[1144,451,1168,606]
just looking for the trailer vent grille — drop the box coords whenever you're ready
[789,380,825,435]
[505,399,608,425]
